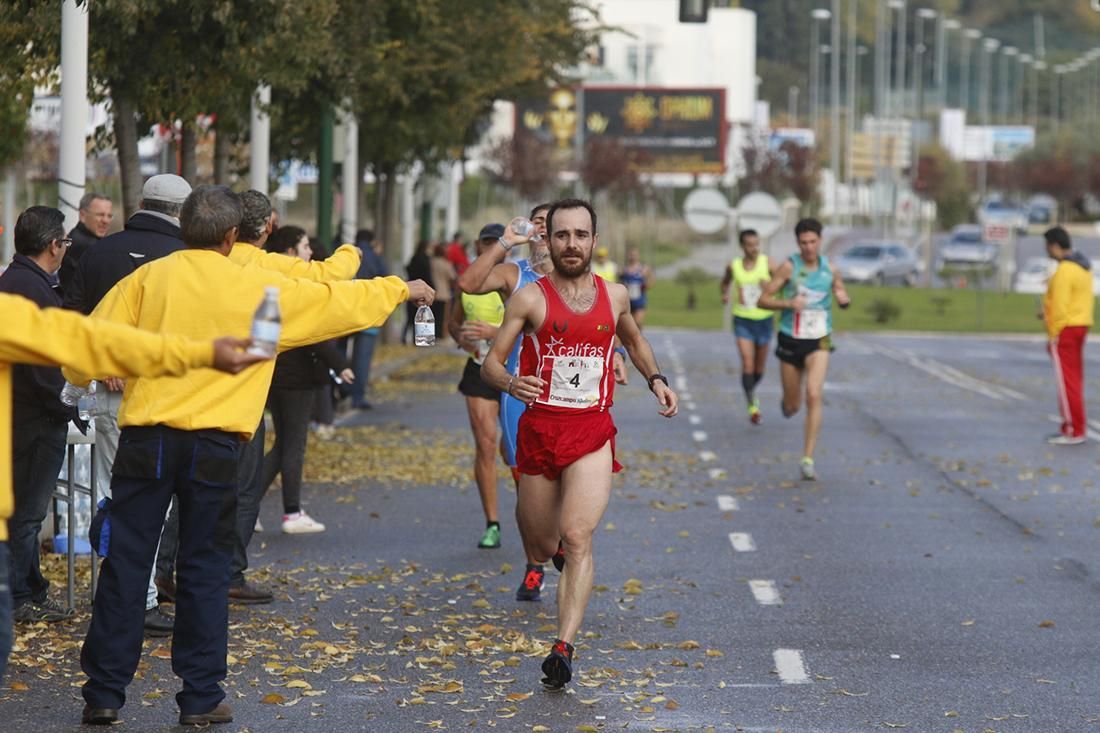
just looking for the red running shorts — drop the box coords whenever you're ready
[515,409,623,480]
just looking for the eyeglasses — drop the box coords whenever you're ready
[59,238,73,248]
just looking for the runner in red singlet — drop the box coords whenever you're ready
[482,198,678,690]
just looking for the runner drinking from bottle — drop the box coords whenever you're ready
[757,218,850,481]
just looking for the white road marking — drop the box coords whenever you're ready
[708,467,728,480]
[686,402,698,411]
[728,532,756,552]
[716,494,738,511]
[773,649,810,684]
[674,376,688,391]
[689,414,702,425]
[699,450,717,462]
[680,392,693,402]
[867,343,1025,401]
[692,430,708,442]
[749,580,782,605]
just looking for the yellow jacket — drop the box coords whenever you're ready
[1043,256,1095,339]
[2,293,216,540]
[64,248,408,439]
[229,242,360,281]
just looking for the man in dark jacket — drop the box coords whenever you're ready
[63,174,192,636]
[59,193,113,296]
[350,229,388,409]
[0,207,79,623]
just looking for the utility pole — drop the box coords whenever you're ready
[892,0,907,118]
[977,38,999,203]
[830,0,841,223]
[788,85,800,126]
[59,0,89,233]
[845,0,858,225]
[810,8,831,138]
[249,84,271,195]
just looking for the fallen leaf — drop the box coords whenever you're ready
[261,693,286,705]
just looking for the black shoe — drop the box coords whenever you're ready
[155,575,176,604]
[81,704,119,725]
[515,565,545,602]
[540,639,574,689]
[228,582,273,605]
[14,598,72,623]
[551,541,565,573]
[144,605,174,637]
[179,701,233,726]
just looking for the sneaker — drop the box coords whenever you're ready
[748,405,762,425]
[515,565,546,602]
[781,399,797,418]
[144,605,174,637]
[14,598,72,623]
[540,639,575,689]
[282,511,325,534]
[478,524,501,549]
[253,517,263,533]
[800,457,816,481]
[314,424,335,440]
[551,541,565,572]
[1047,433,1087,445]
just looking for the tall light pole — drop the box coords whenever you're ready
[1032,60,1046,130]
[977,37,1000,203]
[810,8,832,140]
[845,0,858,225]
[830,0,841,222]
[1000,47,1018,123]
[1019,53,1034,127]
[961,29,981,117]
[941,19,961,108]
[873,0,888,236]
[788,85,800,126]
[889,0,907,118]
[1052,65,1065,138]
[914,8,936,121]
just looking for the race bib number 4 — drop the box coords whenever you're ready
[546,355,603,408]
[793,309,827,339]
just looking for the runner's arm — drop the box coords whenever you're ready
[455,218,529,295]
[757,260,802,311]
[832,269,851,308]
[720,264,733,303]
[446,288,473,351]
[480,286,545,403]
[613,285,677,417]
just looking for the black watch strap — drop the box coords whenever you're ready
[647,373,669,391]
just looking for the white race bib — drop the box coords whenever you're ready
[740,283,762,309]
[627,282,643,301]
[472,338,492,366]
[793,309,827,339]
[546,355,603,408]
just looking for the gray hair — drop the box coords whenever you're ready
[142,198,183,218]
[239,190,272,243]
[180,185,242,249]
[78,192,111,211]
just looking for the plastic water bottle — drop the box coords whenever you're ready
[77,381,107,420]
[60,381,87,407]
[511,217,540,243]
[248,287,281,357]
[414,305,435,347]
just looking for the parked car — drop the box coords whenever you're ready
[1014,255,1100,295]
[939,225,998,268]
[834,242,921,286]
[978,199,1029,235]
[1026,194,1056,225]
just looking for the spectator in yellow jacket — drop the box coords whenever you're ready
[1042,226,1094,445]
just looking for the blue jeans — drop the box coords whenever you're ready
[0,541,12,685]
[350,330,377,407]
[9,414,68,607]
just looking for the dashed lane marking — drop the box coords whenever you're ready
[674,376,688,391]
[689,414,702,425]
[708,468,728,480]
[728,532,756,552]
[699,450,717,462]
[749,580,782,605]
[773,649,811,684]
[716,494,738,511]
[686,402,698,411]
[692,430,708,442]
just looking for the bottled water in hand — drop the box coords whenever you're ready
[414,304,435,347]
[248,286,281,357]
[77,381,108,420]
[511,217,541,244]
[60,381,87,407]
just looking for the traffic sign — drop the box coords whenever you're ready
[683,188,730,235]
[982,223,1011,244]
[735,192,782,239]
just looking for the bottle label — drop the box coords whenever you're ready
[414,322,435,339]
[251,321,281,343]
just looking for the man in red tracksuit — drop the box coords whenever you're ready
[1042,226,1094,445]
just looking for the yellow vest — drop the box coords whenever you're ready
[732,255,771,320]
[592,260,618,282]
[461,291,505,364]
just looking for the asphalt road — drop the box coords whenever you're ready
[4,332,1100,732]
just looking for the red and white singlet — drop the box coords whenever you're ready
[519,274,617,415]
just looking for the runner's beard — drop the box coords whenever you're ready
[550,246,590,278]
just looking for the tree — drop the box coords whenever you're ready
[580,138,640,197]
[914,143,970,229]
[0,2,60,168]
[485,131,561,201]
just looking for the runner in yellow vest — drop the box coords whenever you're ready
[448,227,508,549]
[720,229,774,424]
[591,246,619,282]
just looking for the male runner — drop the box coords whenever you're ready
[757,218,849,481]
[620,246,653,328]
[720,229,774,424]
[481,198,678,689]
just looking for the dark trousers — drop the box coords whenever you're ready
[350,330,377,407]
[9,415,68,607]
[81,425,239,715]
[0,542,11,685]
[262,389,314,514]
[229,420,265,588]
[155,497,179,582]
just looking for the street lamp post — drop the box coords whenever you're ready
[1032,60,1046,130]
[961,29,981,117]
[1000,47,1018,123]
[788,85,800,126]
[1052,65,1065,138]
[889,0,907,118]
[830,0,841,223]
[911,8,936,187]
[810,8,832,139]
[845,0,859,225]
[977,37,999,203]
[941,19,961,108]
[1019,53,1034,128]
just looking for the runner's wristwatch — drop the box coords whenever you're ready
[647,374,669,391]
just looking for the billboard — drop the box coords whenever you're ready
[515,86,727,174]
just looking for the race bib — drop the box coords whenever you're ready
[740,283,762,309]
[793,309,827,339]
[546,355,603,408]
[472,339,492,366]
[627,282,643,301]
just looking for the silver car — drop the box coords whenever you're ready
[834,242,920,286]
[939,225,998,268]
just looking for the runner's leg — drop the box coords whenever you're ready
[465,395,500,524]
[516,473,562,564]
[802,349,830,459]
[753,335,769,385]
[555,441,614,644]
[736,337,756,406]
[780,361,803,417]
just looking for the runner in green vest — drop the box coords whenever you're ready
[720,229,774,424]
[758,218,850,481]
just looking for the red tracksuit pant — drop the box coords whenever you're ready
[1050,325,1088,438]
